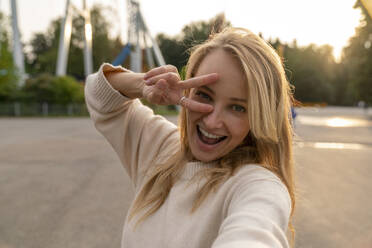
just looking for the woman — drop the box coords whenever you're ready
[85,27,295,248]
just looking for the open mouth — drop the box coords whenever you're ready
[197,125,227,145]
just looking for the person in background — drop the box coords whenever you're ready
[291,106,297,127]
[85,27,296,248]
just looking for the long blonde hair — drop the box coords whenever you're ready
[129,27,295,242]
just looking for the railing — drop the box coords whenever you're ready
[0,102,178,117]
[0,102,89,116]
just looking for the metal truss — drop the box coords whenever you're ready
[113,0,165,72]
[56,0,93,77]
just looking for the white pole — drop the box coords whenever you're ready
[0,0,2,57]
[126,0,165,70]
[150,35,165,66]
[143,33,154,68]
[126,0,131,46]
[133,23,142,72]
[138,11,165,66]
[129,0,141,72]
[56,0,72,76]
[0,0,2,55]
[83,0,93,77]
[10,0,25,85]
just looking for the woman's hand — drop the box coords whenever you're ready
[143,65,219,113]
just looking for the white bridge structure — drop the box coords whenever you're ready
[3,0,165,85]
[115,0,165,72]
[56,0,93,77]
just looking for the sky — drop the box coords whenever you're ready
[0,0,363,61]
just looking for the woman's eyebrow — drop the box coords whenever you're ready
[200,86,246,103]
[200,85,214,95]
[230,97,247,103]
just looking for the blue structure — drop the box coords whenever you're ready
[112,43,131,66]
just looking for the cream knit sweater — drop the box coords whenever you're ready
[85,64,291,248]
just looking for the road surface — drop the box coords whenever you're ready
[0,106,371,247]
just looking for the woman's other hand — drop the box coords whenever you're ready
[143,65,219,113]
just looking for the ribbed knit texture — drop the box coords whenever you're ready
[85,63,291,248]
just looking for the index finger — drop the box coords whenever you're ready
[177,73,219,89]
[181,97,214,113]
[144,65,178,80]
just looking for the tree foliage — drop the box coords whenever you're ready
[0,12,19,102]
[21,73,84,104]
[342,0,372,104]
[27,19,59,75]
[157,13,230,71]
[27,4,123,80]
[1,5,371,106]
[156,10,372,106]
[274,41,338,104]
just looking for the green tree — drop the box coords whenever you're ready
[67,5,123,78]
[342,0,372,104]
[157,14,348,105]
[21,73,84,104]
[157,33,187,70]
[270,39,338,104]
[0,12,19,102]
[27,4,123,79]
[157,13,230,71]
[330,62,354,105]
[51,76,84,103]
[27,19,60,75]
[90,6,123,70]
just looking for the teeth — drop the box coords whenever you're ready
[199,126,224,139]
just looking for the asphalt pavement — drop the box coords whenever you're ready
[0,106,371,247]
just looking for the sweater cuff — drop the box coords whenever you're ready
[92,63,131,113]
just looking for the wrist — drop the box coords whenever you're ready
[105,71,145,99]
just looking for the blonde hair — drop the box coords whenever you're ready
[129,27,295,243]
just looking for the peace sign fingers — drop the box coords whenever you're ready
[177,73,219,90]
[144,65,178,81]
[178,96,214,113]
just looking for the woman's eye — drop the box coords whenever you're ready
[231,105,246,113]
[195,91,212,101]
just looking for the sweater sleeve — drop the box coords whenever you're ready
[85,63,180,189]
[212,173,291,248]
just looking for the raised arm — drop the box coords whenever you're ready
[85,63,219,189]
[85,64,179,188]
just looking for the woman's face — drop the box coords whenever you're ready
[186,49,250,162]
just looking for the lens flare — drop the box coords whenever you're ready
[297,116,370,127]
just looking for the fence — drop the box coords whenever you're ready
[0,102,178,117]
[0,102,89,117]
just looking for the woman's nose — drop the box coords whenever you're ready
[202,108,224,129]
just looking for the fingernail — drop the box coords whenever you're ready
[145,79,151,85]
[206,105,214,112]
